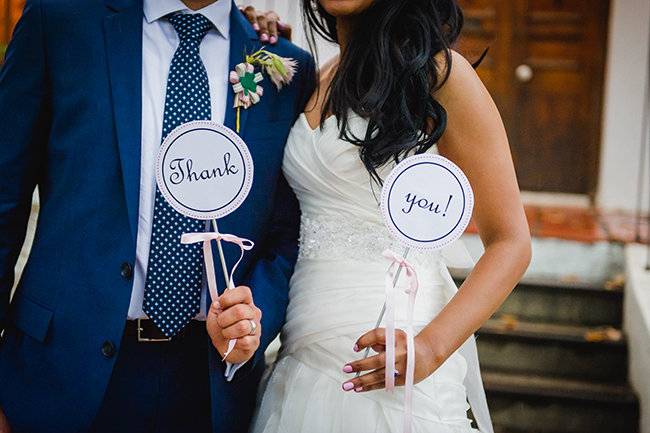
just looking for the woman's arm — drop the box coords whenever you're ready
[415,49,531,372]
[344,51,531,391]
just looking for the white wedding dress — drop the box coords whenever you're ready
[251,113,492,433]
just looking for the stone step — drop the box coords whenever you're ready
[453,275,623,327]
[483,372,639,433]
[477,318,628,383]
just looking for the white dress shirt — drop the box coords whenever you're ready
[128,0,231,321]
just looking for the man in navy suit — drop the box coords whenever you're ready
[0,1,313,432]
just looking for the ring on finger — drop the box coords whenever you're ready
[248,319,257,336]
[394,369,399,378]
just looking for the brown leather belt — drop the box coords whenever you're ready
[125,319,204,342]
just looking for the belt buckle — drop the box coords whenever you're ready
[137,319,171,342]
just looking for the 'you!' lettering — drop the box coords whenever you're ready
[402,194,453,217]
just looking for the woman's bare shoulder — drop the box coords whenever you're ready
[434,50,492,113]
[435,50,486,103]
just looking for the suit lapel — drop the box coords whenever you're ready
[215,5,259,288]
[104,0,143,247]
[224,5,259,138]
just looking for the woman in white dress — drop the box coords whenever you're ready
[249,1,531,432]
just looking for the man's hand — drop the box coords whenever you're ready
[0,405,10,433]
[206,285,262,364]
[239,6,292,44]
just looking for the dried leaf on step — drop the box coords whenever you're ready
[584,326,623,342]
[604,273,625,291]
[498,314,518,330]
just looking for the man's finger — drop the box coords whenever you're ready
[208,300,223,316]
[215,303,255,329]
[233,335,259,352]
[221,318,258,339]
[217,285,253,309]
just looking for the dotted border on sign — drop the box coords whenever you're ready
[380,154,474,251]
[156,121,254,220]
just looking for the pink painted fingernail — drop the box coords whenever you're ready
[253,23,260,31]
[277,21,286,29]
[270,36,277,44]
[355,387,363,392]
[260,33,269,42]
[342,382,354,391]
[343,365,353,373]
[353,344,359,352]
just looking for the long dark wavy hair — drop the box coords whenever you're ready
[301,0,464,183]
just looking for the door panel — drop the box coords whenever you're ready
[456,0,609,194]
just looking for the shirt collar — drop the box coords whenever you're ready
[143,0,231,38]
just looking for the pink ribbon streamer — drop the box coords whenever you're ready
[181,231,254,359]
[382,248,418,433]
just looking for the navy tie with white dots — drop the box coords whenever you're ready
[143,13,214,339]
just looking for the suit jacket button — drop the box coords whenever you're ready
[120,262,133,279]
[101,341,116,358]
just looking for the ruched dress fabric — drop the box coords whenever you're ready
[251,113,486,433]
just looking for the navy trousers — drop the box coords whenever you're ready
[88,322,211,433]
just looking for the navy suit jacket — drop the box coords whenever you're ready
[0,1,315,432]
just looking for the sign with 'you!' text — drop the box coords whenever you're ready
[381,154,473,250]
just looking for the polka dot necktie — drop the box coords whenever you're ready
[143,13,214,339]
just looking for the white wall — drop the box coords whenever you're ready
[598,0,650,212]
[624,244,650,433]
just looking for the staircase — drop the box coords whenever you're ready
[455,276,640,432]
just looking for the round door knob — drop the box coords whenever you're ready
[515,64,533,82]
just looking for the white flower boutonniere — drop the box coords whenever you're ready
[230,47,297,133]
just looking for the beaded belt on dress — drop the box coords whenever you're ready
[298,213,440,263]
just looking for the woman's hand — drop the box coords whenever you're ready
[340,328,443,392]
[238,6,292,44]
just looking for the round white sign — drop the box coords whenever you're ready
[381,154,473,250]
[156,121,254,220]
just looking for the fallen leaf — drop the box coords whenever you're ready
[499,314,518,330]
[604,273,625,291]
[584,326,623,342]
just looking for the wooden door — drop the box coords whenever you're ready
[456,0,610,195]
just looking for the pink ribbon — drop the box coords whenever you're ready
[382,248,418,433]
[181,231,254,359]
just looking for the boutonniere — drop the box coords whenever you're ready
[230,47,298,133]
